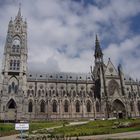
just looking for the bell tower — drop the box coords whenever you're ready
[91,35,107,100]
[0,6,27,121]
[93,35,103,80]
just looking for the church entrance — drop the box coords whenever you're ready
[6,99,17,121]
[112,99,126,119]
[118,112,123,119]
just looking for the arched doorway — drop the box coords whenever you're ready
[112,99,126,119]
[6,99,17,121]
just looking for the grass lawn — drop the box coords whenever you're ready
[0,119,140,137]
[0,123,16,136]
[53,119,140,137]
[0,120,64,137]
[29,120,64,131]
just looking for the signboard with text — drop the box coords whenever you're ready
[15,123,29,130]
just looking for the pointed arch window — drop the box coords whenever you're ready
[8,77,18,94]
[15,85,18,94]
[73,90,76,97]
[12,45,16,52]
[63,90,66,96]
[8,99,16,109]
[46,91,48,97]
[42,90,45,94]
[10,60,13,70]
[80,90,82,96]
[27,90,30,96]
[40,101,45,113]
[31,90,34,95]
[89,91,93,97]
[17,60,20,70]
[76,101,80,113]
[28,101,33,112]
[83,91,86,97]
[130,102,134,112]
[10,82,18,93]
[137,101,140,112]
[49,90,51,96]
[52,100,57,112]
[53,90,55,95]
[8,85,11,93]
[9,59,20,70]
[12,82,15,90]
[13,60,16,70]
[16,45,20,52]
[96,102,100,112]
[64,100,69,112]
[38,90,41,97]
[87,101,91,112]
[12,38,20,53]
[56,91,58,97]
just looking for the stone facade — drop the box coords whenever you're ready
[0,9,140,121]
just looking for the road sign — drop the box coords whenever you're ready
[15,123,29,130]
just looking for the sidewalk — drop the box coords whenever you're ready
[71,131,140,140]
[1,131,140,140]
[0,134,19,140]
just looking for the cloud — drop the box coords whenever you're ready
[104,35,140,78]
[0,0,140,79]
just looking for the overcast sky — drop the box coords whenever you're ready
[0,0,140,79]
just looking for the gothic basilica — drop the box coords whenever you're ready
[0,8,140,121]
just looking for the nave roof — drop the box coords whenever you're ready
[27,72,93,82]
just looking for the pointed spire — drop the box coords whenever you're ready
[17,3,21,17]
[95,34,100,47]
[15,3,22,21]
[94,34,103,60]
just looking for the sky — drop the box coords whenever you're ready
[0,0,140,79]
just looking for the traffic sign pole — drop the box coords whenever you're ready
[21,130,23,140]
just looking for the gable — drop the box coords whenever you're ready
[105,59,118,76]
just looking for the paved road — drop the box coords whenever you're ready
[1,131,140,140]
[0,134,19,140]
[71,131,140,140]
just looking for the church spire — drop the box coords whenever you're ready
[94,34,103,62]
[95,34,100,48]
[15,3,22,21]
